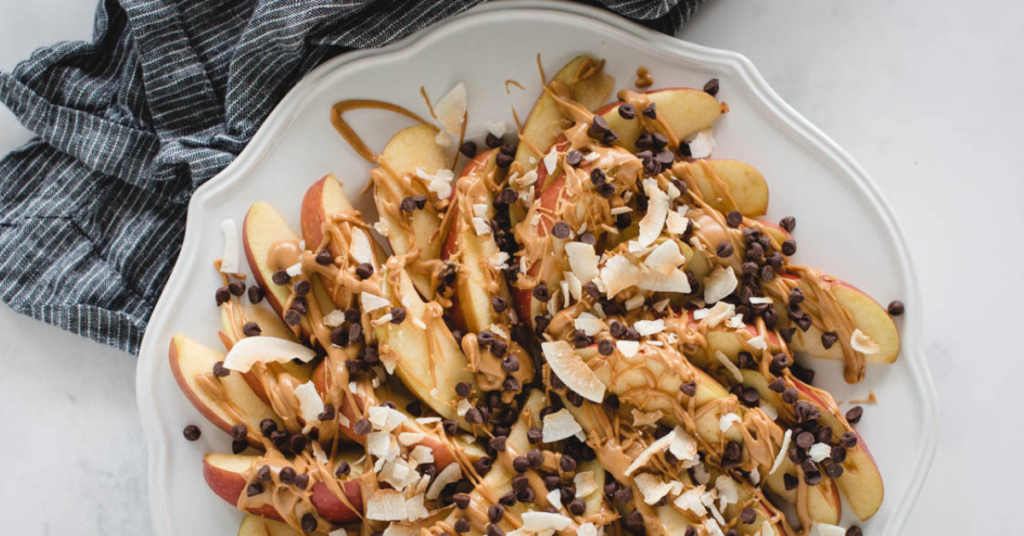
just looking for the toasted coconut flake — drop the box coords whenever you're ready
[434,83,467,134]
[330,528,348,536]
[638,179,669,247]
[809,443,832,463]
[435,130,452,147]
[472,203,488,218]
[409,445,434,465]
[715,475,739,509]
[457,398,472,417]
[851,329,881,354]
[426,461,463,500]
[362,292,391,313]
[546,488,563,509]
[704,301,736,328]
[312,441,330,465]
[542,408,584,443]
[726,314,745,329]
[624,294,645,311]
[708,508,726,534]
[324,309,347,328]
[769,429,793,475]
[294,381,325,423]
[687,129,715,159]
[566,242,600,283]
[415,417,441,425]
[625,429,675,475]
[634,319,665,337]
[574,312,605,336]
[285,262,303,277]
[367,431,393,458]
[405,494,429,522]
[759,401,779,421]
[693,462,711,485]
[669,426,698,464]
[653,298,670,312]
[367,489,408,521]
[219,220,240,273]
[578,523,599,536]
[704,265,738,304]
[399,432,426,446]
[635,473,674,505]
[610,206,632,215]
[665,209,689,235]
[748,335,767,351]
[749,296,773,305]
[574,471,598,498]
[616,340,640,358]
[815,524,847,536]
[373,220,390,237]
[369,406,407,432]
[719,412,742,433]
[637,268,691,294]
[674,486,707,516]
[484,119,507,138]
[714,350,744,383]
[351,230,374,265]
[643,240,686,275]
[489,251,510,269]
[565,271,583,303]
[222,337,317,372]
[543,150,559,175]
[692,308,710,320]
[518,169,539,187]
[472,217,492,236]
[521,512,572,532]
[632,408,664,428]
[542,341,606,402]
[749,467,761,486]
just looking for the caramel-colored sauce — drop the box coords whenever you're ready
[330,99,434,163]
[635,65,653,88]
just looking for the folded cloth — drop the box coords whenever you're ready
[0,0,705,355]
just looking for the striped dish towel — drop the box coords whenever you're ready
[0,0,705,355]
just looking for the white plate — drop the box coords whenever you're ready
[136,2,938,535]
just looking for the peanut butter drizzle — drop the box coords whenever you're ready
[330,99,435,163]
[504,79,524,94]
[634,66,653,88]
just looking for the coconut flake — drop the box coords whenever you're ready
[457,399,472,417]
[542,408,584,442]
[632,408,664,428]
[330,528,348,536]
[719,412,742,433]
[472,217,492,236]
[367,431,393,458]
[643,240,686,275]
[748,335,767,351]
[578,523,599,536]
[409,445,434,465]
[687,129,715,159]
[851,329,881,354]
[369,405,407,432]
[574,312,605,336]
[219,220,240,273]
[484,119,507,138]
[635,473,674,505]
[674,486,708,516]
[625,429,675,475]
[222,337,317,372]
[404,494,429,522]
[616,340,640,358]
[704,265,738,304]
[692,308,710,320]
[294,381,325,423]
[704,301,736,329]
[426,461,463,500]
[669,426,698,463]
[814,524,847,536]
[714,350,744,383]
[634,319,665,337]
[665,210,689,235]
[546,488,563,510]
[543,150,559,175]
[769,429,793,475]
[693,462,711,485]
[434,83,467,135]
[653,298,670,312]
[600,255,641,297]
[399,432,426,446]
[522,512,572,532]
[715,475,739,509]
[565,242,600,283]
[542,341,605,402]
[759,400,779,421]
[489,251,510,269]
[285,263,303,277]
[367,489,407,521]
[362,292,391,313]
[637,268,692,294]
[809,443,832,463]
[351,230,374,265]
[610,206,632,215]
[749,296,773,305]
[637,179,669,247]
[574,471,598,498]
[324,309,347,328]
[415,417,441,425]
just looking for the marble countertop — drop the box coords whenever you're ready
[1,0,1020,533]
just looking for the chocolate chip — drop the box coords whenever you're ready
[626,508,644,527]
[597,182,616,198]
[655,149,675,167]
[642,103,657,119]
[465,407,484,424]
[483,133,504,149]
[532,282,550,302]
[527,448,544,468]
[454,517,471,533]
[292,472,310,490]
[783,473,799,490]
[565,149,583,167]
[258,419,278,437]
[388,306,406,324]
[804,470,823,486]
[534,315,551,336]
[680,381,697,397]
[796,316,812,332]
[474,456,493,475]
[411,194,429,210]
[269,430,288,447]
[716,242,734,258]
[239,321,262,338]
[768,377,786,393]
[457,140,478,158]
[183,425,201,441]
[244,286,263,306]
[568,497,586,515]
[541,475,561,491]
[614,212,632,229]
[846,406,864,425]
[770,353,789,372]
[741,261,759,275]
[795,431,815,449]
[551,221,571,239]
[453,493,472,509]
[726,210,743,228]
[652,133,669,150]
[741,387,760,406]
[455,382,472,397]
[678,140,691,157]
[290,296,308,314]
[724,441,742,462]
[527,426,543,444]
[284,309,301,326]
[559,454,577,473]
[636,132,654,148]
[746,242,764,260]
[779,216,796,232]
[495,151,513,168]
[230,423,247,441]
[598,339,614,355]
[344,307,360,324]
[782,387,798,405]
[888,300,905,316]
[703,78,720,96]
[818,332,838,350]
[615,485,633,503]
[685,527,698,536]
[289,434,307,453]
[839,431,858,448]
[604,128,619,144]
[781,239,797,256]
[215,286,231,305]
[573,330,593,348]
[825,462,844,479]
[354,262,374,280]
[589,168,607,186]
[353,418,371,435]
[212,360,230,378]
[846,526,863,536]
[228,281,246,297]
[516,486,536,503]
[485,504,504,523]
[587,115,608,138]
[740,507,756,524]
[618,103,636,119]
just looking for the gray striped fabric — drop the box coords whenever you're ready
[0,0,704,355]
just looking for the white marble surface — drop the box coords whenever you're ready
[0,0,1019,533]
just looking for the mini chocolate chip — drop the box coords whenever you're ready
[603,394,621,412]
[465,407,484,424]
[485,133,503,148]
[517,486,536,503]
[498,188,519,205]
[299,513,317,532]
[821,332,838,350]
[278,466,296,484]
[454,517,471,533]
[771,352,789,371]
[796,431,815,449]
[532,282,550,302]
[241,321,262,337]
[244,482,263,497]
[487,436,507,454]
[598,182,617,198]
[704,78,720,96]
[541,475,561,491]
[782,387,799,405]
[503,375,520,392]
[290,281,309,298]
[636,132,654,148]
[796,316,813,332]
[566,150,583,166]
[656,149,675,167]
[778,327,796,344]
[783,472,799,491]
[215,286,231,305]
[495,152,513,168]
[716,242,734,258]
[590,167,607,185]
[512,475,530,493]
[826,462,845,478]
[741,387,760,406]
[740,507,756,524]
[685,527,698,536]
[534,315,551,335]
[642,103,657,119]
[390,306,406,324]
[400,197,416,213]
[259,419,278,436]
[603,128,620,144]
[618,103,636,119]
[846,527,863,536]
[741,261,758,275]
[501,355,521,373]
[614,212,632,229]
[487,504,505,523]
[291,297,308,314]
[230,423,248,441]
[624,327,641,342]
[284,309,301,326]
[569,498,586,515]
[573,330,593,348]
[294,473,310,490]
[443,420,458,436]
[183,425,201,441]
[478,330,495,347]
[353,418,371,435]
[839,431,858,448]
[782,239,797,256]
[527,427,543,444]
[846,406,864,424]
[458,140,478,158]
[652,132,669,149]
[455,382,472,397]
[560,454,577,473]
[598,339,614,355]
[551,221,571,239]
[726,210,743,228]
[678,140,692,156]
[247,285,264,303]
[212,361,230,378]
[578,232,596,246]
[746,242,764,260]
[779,216,796,232]
[805,470,823,486]
[680,381,697,397]
[289,434,307,452]
[615,486,633,503]
[626,508,644,527]
[768,377,786,392]
[474,456,493,475]
[330,326,347,347]
[270,430,289,447]
[355,262,374,280]
[724,441,742,462]
[888,300,905,316]
[344,308,360,324]
[228,281,246,296]
[453,493,471,509]
[412,194,428,210]
[527,448,544,468]
[587,115,609,138]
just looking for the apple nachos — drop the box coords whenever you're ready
[171,55,904,536]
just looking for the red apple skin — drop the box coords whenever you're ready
[242,214,287,330]
[300,175,330,254]
[170,339,234,439]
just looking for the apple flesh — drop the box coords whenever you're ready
[169,334,280,446]
[243,201,312,338]
[203,452,363,524]
[675,159,769,218]
[599,88,722,153]
[237,515,306,536]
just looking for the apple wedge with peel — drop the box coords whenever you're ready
[203,452,363,524]
[238,515,307,536]
[372,124,449,299]
[243,201,313,338]
[599,88,722,153]
[169,334,280,446]
[674,159,769,218]
[374,266,478,423]
[513,55,614,173]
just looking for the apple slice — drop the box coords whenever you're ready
[513,55,614,173]
[674,159,769,218]
[203,452,363,524]
[599,89,721,153]
[243,201,312,338]
[301,173,361,307]
[375,267,478,423]
[372,124,449,299]
[170,334,280,446]
[511,170,570,331]
[238,515,307,536]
